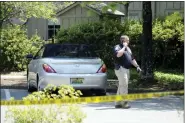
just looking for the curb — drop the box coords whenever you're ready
[106,88,171,94]
[0,85,27,90]
[0,86,183,96]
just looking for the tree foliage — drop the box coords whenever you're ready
[0,2,57,26]
[153,12,184,42]
[0,25,44,71]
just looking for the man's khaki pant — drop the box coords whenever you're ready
[114,66,130,106]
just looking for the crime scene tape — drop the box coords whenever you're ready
[1,90,184,106]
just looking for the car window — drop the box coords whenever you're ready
[43,44,98,58]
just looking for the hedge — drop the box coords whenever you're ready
[152,12,184,69]
[154,72,184,90]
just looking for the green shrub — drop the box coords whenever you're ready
[152,12,184,69]
[124,20,142,43]
[23,84,83,100]
[5,84,86,123]
[0,25,44,71]
[5,104,86,123]
[154,72,184,90]
[153,12,184,42]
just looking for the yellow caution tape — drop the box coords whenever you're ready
[1,90,184,106]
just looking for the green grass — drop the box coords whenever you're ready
[154,68,184,76]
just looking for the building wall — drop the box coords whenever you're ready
[155,1,184,17]
[58,4,100,29]
[27,17,48,40]
[115,1,184,20]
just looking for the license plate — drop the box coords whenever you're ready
[70,78,84,84]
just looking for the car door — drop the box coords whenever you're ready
[28,47,45,87]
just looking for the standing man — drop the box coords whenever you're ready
[113,35,142,109]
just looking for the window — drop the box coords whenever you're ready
[48,25,60,39]
[43,44,98,58]
[48,19,60,40]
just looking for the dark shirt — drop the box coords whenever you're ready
[113,44,133,70]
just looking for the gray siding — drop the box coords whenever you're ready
[128,2,143,20]
[155,1,184,17]
[27,17,48,40]
[115,1,184,20]
[58,4,100,29]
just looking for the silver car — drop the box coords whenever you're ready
[26,43,107,95]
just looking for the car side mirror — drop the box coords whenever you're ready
[26,54,33,59]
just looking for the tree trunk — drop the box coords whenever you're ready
[141,1,154,83]
[124,2,129,20]
[0,2,2,77]
[0,2,3,29]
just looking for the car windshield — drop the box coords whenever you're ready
[43,44,98,58]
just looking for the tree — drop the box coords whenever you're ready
[141,1,154,83]
[0,2,57,28]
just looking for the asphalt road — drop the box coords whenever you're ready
[1,88,184,123]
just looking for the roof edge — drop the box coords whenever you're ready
[56,2,124,17]
[56,2,80,17]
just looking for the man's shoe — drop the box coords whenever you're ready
[122,102,131,109]
[115,105,122,108]
[122,105,131,109]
